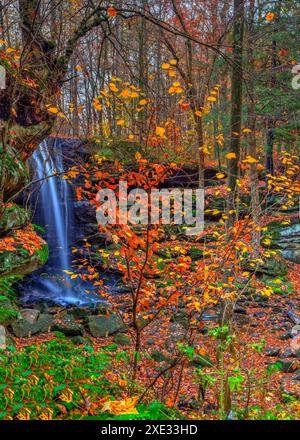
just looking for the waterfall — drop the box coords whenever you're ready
[25,138,79,303]
[33,139,71,272]
[20,137,119,306]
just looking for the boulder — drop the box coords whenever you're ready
[291,325,300,337]
[280,379,300,400]
[113,333,131,346]
[0,239,48,278]
[0,296,19,325]
[87,314,126,337]
[11,313,52,337]
[69,335,85,345]
[21,309,40,324]
[0,205,29,236]
[0,325,6,349]
[265,347,280,357]
[263,219,300,264]
[277,359,298,373]
[290,335,300,358]
[53,312,84,336]
[292,369,300,381]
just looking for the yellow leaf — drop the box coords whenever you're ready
[116,119,125,125]
[207,96,216,102]
[168,69,176,77]
[216,173,226,179]
[47,107,59,114]
[118,88,131,98]
[135,152,142,160]
[170,59,177,65]
[156,126,166,138]
[162,63,170,69]
[109,82,119,92]
[168,86,183,94]
[242,155,259,164]
[101,397,139,415]
[225,152,237,160]
[195,110,202,117]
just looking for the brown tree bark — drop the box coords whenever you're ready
[226,0,244,230]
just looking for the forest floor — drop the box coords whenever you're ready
[12,261,300,420]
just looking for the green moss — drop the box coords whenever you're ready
[0,294,19,325]
[0,307,18,325]
[39,244,49,265]
[0,205,29,234]
[0,145,29,200]
[0,242,48,278]
[88,139,142,164]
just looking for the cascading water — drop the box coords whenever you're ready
[34,139,71,273]
[20,138,107,306]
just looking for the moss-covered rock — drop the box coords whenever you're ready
[53,312,84,336]
[95,140,141,164]
[0,296,20,325]
[0,205,29,236]
[10,313,52,338]
[87,314,127,337]
[1,145,29,201]
[0,241,48,278]
[243,254,288,277]
[262,218,300,264]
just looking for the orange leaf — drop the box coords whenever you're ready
[107,6,117,17]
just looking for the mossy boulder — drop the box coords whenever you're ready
[0,205,30,236]
[10,312,52,338]
[0,242,48,277]
[113,333,131,346]
[243,255,288,277]
[0,295,20,325]
[262,219,300,264]
[96,140,141,164]
[53,312,84,336]
[87,313,127,337]
[1,146,29,201]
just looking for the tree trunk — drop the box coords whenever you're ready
[247,0,261,255]
[226,0,244,230]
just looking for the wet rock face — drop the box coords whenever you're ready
[278,223,300,264]
[73,200,99,241]
[263,219,300,265]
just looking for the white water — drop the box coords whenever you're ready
[30,139,76,301]
[20,138,118,306]
[33,139,71,271]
